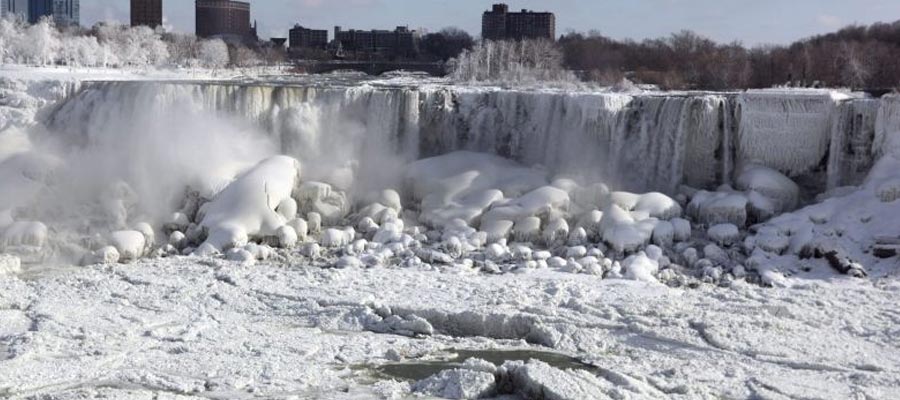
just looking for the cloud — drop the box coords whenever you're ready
[816,14,843,30]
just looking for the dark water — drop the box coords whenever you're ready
[374,348,596,381]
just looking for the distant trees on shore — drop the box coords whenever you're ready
[560,21,900,90]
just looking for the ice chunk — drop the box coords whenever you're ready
[501,360,609,399]
[199,156,302,251]
[876,179,900,203]
[707,224,740,246]
[735,164,800,213]
[321,228,354,248]
[513,217,541,243]
[622,252,660,283]
[406,152,547,228]
[688,191,748,227]
[307,212,322,234]
[634,192,682,220]
[652,221,675,247]
[287,218,309,242]
[276,225,298,248]
[412,368,497,399]
[0,254,22,275]
[599,204,652,253]
[542,218,570,246]
[1,221,48,248]
[481,219,513,243]
[672,218,692,242]
[85,246,120,265]
[226,248,255,266]
[482,186,570,225]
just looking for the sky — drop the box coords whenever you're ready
[81,0,900,46]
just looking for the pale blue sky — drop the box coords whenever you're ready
[82,0,900,45]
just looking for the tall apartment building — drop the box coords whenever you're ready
[131,0,162,28]
[289,25,328,49]
[333,26,418,56]
[28,0,79,25]
[196,0,256,43]
[482,3,555,41]
[1,0,29,20]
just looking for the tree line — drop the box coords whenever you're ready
[559,21,900,90]
[0,17,284,70]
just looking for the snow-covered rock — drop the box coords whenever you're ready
[708,224,740,246]
[688,191,749,227]
[198,156,302,251]
[109,230,146,263]
[634,192,682,219]
[735,164,800,214]
[1,221,48,248]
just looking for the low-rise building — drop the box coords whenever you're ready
[333,26,418,57]
[482,3,555,41]
[289,25,328,49]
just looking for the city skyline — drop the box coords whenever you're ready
[78,0,900,45]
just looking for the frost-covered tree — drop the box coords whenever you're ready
[94,23,169,68]
[198,39,229,70]
[164,32,200,68]
[0,17,25,63]
[21,18,60,65]
[450,39,577,85]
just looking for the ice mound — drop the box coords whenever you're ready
[412,367,496,399]
[198,156,302,251]
[499,360,609,399]
[405,151,547,228]
[735,164,800,214]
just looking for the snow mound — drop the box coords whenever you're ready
[198,156,302,251]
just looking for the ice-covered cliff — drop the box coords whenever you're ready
[44,82,898,194]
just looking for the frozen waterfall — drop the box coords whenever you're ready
[44,82,900,197]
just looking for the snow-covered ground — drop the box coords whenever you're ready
[2,258,899,399]
[1,67,899,399]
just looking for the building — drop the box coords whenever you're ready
[196,0,256,43]
[333,26,418,56]
[289,25,328,49]
[131,0,162,28]
[1,0,29,20]
[28,0,79,25]
[482,3,555,41]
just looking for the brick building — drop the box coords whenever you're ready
[289,25,328,49]
[333,26,418,56]
[482,3,555,41]
[131,0,162,28]
[196,0,256,43]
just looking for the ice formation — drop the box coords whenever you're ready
[0,77,896,289]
